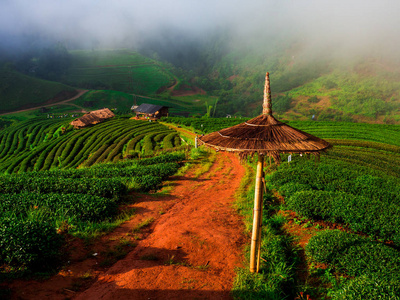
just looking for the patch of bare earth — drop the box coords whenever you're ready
[170,85,206,97]
[7,152,246,300]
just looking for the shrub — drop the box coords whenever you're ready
[306,230,400,299]
[287,190,400,244]
[306,230,400,278]
[0,193,118,222]
[0,217,63,270]
[0,176,127,198]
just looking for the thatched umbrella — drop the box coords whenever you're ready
[198,72,331,273]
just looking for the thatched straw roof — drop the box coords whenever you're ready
[70,108,115,128]
[198,72,331,162]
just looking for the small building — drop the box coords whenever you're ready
[133,103,169,120]
[70,108,115,129]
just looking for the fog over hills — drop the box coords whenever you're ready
[2,1,400,121]
[1,0,400,61]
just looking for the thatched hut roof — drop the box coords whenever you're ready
[70,108,115,128]
[198,72,331,162]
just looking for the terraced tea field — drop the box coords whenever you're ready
[0,116,186,275]
[0,117,183,173]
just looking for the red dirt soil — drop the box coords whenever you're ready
[7,152,247,300]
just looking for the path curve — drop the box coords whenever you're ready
[0,89,89,116]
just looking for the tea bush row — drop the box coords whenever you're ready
[269,158,400,203]
[269,156,400,243]
[0,192,118,222]
[306,230,400,299]
[162,116,246,134]
[0,151,184,272]
[0,118,183,173]
[0,176,127,198]
[287,190,400,244]
[23,162,180,181]
[91,152,186,169]
[0,217,63,271]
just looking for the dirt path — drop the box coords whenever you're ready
[74,152,246,300]
[0,89,88,116]
[7,151,247,300]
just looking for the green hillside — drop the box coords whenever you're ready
[71,90,207,116]
[3,44,400,123]
[0,68,77,113]
[185,45,400,122]
[63,49,175,95]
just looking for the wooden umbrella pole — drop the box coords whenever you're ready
[250,154,264,273]
[256,168,265,273]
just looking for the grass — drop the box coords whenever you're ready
[164,255,209,271]
[191,148,216,178]
[67,207,136,240]
[69,271,94,292]
[132,217,154,233]
[99,238,137,268]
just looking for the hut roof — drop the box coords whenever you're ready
[70,108,115,127]
[134,103,165,114]
[198,72,331,159]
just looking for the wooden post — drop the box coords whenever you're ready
[250,154,264,273]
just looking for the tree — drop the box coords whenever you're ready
[36,42,71,81]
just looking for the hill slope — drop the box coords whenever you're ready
[0,68,77,113]
[62,49,175,96]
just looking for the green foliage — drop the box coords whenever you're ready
[307,96,320,103]
[306,230,400,299]
[163,132,178,149]
[0,217,63,271]
[330,274,400,300]
[0,193,118,222]
[285,120,400,146]
[287,190,400,244]
[0,175,127,198]
[273,94,293,114]
[162,116,246,134]
[133,152,186,166]
[269,153,400,245]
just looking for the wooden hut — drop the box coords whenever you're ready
[199,72,331,273]
[70,108,115,129]
[133,103,168,120]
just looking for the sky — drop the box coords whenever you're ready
[1,0,400,59]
